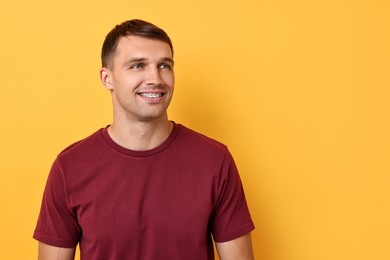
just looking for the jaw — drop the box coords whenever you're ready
[111,96,172,123]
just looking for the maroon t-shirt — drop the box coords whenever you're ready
[34,123,254,259]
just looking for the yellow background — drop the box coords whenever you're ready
[1,0,389,259]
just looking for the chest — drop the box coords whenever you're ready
[67,159,217,245]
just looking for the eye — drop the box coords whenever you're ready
[130,63,144,69]
[159,63,172,70]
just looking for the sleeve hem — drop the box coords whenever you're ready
[213,221,255,243]
[33,232,78,248]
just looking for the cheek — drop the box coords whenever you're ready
[114,75,143,90]
[163,73,175,88]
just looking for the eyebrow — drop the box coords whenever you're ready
[124,57,174,67]
[161,57,174,65]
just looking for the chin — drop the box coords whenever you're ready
[137,112,167,122]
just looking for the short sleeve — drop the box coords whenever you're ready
[210,150,255,242]
[33,159,81,248]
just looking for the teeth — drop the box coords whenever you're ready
[139,93,162,98]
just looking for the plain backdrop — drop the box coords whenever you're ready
[0,0,389,259]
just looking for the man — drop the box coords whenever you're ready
[34,19,255,259]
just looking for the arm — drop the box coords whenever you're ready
[216,232,254,260]
[38,242,76,260]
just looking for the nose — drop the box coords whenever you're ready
[145,67,163,86]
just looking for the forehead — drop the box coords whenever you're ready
[114,35,173,61]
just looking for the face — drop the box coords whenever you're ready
[100,35,175,122]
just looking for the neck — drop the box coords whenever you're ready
[107,116,173,151]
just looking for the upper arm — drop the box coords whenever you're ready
[38,242,76,260]
[216,232,254,260]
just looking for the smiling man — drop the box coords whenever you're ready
[34,19,255,260]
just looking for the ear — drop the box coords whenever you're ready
[100,67,114,90]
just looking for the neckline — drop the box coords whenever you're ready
[101,122,179,157]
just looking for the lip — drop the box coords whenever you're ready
[137,90,166,103]
[137,90,165,94]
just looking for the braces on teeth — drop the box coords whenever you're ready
[140,93,162,98]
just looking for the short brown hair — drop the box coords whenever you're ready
[101,19,174,68]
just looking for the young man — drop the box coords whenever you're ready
[34,19,255,259]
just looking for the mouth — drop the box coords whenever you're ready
[138,92,164,99]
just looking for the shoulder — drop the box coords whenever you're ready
[174,124,234,164]
[176,124,228,151]
[56,128,106,162]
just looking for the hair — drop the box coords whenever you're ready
[101,19,174,68]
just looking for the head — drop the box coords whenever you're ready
[100,20,175,123]
[101,19,174,69]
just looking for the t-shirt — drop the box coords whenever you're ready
[34,123,254,259]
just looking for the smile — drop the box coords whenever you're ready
[138,93,164,99]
